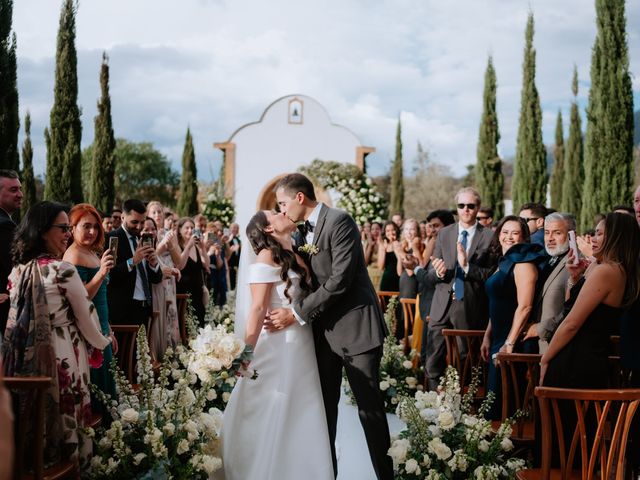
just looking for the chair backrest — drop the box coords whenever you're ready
[535,386,640,480]
[176,293,191,344]
[399,297,417,355]
[111,325,140,383]
[377,291,398,312]
[496,352,541,438]
[442,329,486,389]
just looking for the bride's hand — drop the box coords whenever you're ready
[264,308,296,331]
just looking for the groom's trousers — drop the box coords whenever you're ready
[315,337,393,480]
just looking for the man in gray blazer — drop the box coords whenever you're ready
[267,173,392,480]
[414,187,494,390]
[523,212,573,352]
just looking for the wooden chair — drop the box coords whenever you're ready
[176,293,191,344]
[399,297,417,355]
[411,294,424,369]
[5,376,77,479]
[495,353,542,444]
[111,324,140,384]
[442,329,486,395]
[376,291,398,313]
[517,387,640,480]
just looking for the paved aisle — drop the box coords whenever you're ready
[336,391,405,480]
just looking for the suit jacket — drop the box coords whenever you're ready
[106,227,163,324]
[0,209,16,332]
[534,254,569,352]
[423,223,493,328]
[294,205,388,356]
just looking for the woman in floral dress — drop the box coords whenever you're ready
[2,201,111,474]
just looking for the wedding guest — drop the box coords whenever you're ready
[391,213,403,229]
[377,221,401,292]
[110,207,122,230]
[480,216,547,419]
[227,223,241,291]
[612,204,634,216]
[176,217,210,325]
[193,213,208,235]
[364,221,383,290]
[207,221,229,306]
[0,361,14,480]
[396,218,423,340]
[519,202,546,246]
[477,207,494,228]
[0,169,22,337]
[101,213,113,233]
[163,211,175,231]
[2,201,110,472]
[63,203,117,413]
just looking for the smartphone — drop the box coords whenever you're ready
[193,228,202,239]
[141,233,154,249]
[568,230,579,265]
[206,232,215,243]
[223,228,230,237]
[108,236,118,265]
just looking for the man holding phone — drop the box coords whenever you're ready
[106,199,163,326]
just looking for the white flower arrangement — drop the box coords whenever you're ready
[388,366,526,479]
[204,294,236,334]
[201,193,235,227]
[300,159,387,225]
[298,243,320,255]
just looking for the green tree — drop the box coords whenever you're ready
[550,110,565,209]
[177,128,198,217]
[44,0,82,203]
[0,0,19,171]
[20,112,36,216]
[476,56,504,218]
[580,0,634,230]
[561,67,584,216]
[511,13,547,212]
[390,118,404,217]
[88,52,116,213]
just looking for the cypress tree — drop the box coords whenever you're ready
[390,118,404,217]
[0,0,19,171]
[20,112,36,216]
[476,56,504,219]
[89,52,116,213]
[550,110,565,209]
[511,13,547,212]
[44,0,82,203]
[561,67,584,216]
[580,0,634,230]
[177,128,198,217]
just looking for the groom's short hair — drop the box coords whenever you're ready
[275,173,316,201]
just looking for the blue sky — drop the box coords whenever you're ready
[13,0,640,182]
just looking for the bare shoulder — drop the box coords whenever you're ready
[587,262,624,283]
[256,248,278,267]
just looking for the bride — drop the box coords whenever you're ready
[220,210,334,480]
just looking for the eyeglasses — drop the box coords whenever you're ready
[521,217,540,223]
[456,203,477,210]
[52,224,72,233]
[477,216,490,221]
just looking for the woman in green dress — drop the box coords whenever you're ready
[63,203,117,412]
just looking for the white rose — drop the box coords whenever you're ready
[201,455,223,474]
[120,408,139,424]
[389,378,397,386]
[222,392,231,403]
[163,423,175,436]
[379,380,390,391]
[405,458,420,474]
[405,377,418,389]
[438,410,456,430]
[478,439,490,452]
[402,360,413,369]
[177,439,190,455]
[387,438,411,466]
[428,437,452,460]
[500,437,514,451]
[206,389,218,401]
[133,453,147,466]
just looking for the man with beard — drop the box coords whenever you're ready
[522,212,574,353]
[0,170,22,336]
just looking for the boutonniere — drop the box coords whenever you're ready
[298,243,319,255]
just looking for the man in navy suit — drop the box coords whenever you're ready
[0,170,22,336]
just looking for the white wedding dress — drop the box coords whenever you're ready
[219,262,334,480]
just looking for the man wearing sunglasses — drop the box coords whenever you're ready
[518,202,547,246]
[421,187,493,390]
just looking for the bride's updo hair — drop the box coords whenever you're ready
[246,211,312,302]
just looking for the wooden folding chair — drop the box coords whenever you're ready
[176,293,191,344]
[399,297,417,355]
[5,376,77,479]
[442,328,486,396]
[111,324,140,384]
[517,387,640,480]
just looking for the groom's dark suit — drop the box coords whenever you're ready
[293,204,393,480]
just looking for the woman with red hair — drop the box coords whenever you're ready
[63,203,116,411]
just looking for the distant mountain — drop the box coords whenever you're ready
[635,110,639,145]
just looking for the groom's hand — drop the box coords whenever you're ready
[264,308,296,331]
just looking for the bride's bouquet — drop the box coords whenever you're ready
[388,366,525,479]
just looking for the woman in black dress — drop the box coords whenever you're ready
[377,221,401,292]
[175,217,210,326]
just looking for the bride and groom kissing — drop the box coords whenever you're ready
[219,173,394,480]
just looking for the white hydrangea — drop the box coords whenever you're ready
[387,438,411,467]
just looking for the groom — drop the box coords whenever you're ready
[267,173,393,480]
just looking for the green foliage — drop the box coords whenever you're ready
[201,194,235,227]
[476,56,504,219]
[550,110,565,209]
[89,53,117,213]
[45,0,83,204]
[0,0,19,171]
[390,119,404,217]
[83,139,179,208]
[511,13,547,212]
[20,112,36,216]
[177,128,199,217]
[580,0,634,231]
[561,67,584,217]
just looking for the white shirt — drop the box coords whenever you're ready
[304,202,324,245]
[123,226,159,301]
[458,221,478,275]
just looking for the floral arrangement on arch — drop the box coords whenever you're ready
[388,366,526,480]
[201,193,235,227]
[300,159,387,225]
[90,323,255,479]
[343,297,422,412]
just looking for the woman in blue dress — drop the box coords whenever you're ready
[63,203,117,412]
[480,215,547,420]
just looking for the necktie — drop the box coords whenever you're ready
[131,236,151,304]
[304,220,314,233]
[454,230,468,300]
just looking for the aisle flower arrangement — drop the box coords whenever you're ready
[90,323,255,479]
[204,296,235,334]
[388,367,525,480]
[344,297,422,412]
